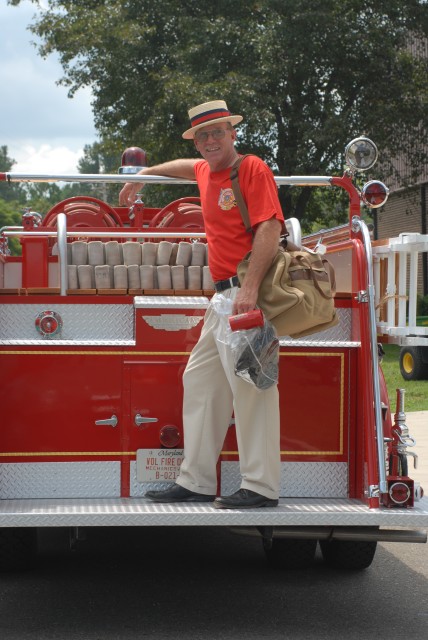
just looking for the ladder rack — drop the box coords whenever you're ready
[373,233,428,345]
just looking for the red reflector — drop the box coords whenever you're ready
[35,310,63,338]
[159,425,181,448]
[361,180,389,208]
[389,481,411,505]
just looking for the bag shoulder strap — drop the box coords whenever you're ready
[230,155,254,234]
[230,155,290,247]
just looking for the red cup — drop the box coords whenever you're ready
[229,309,264,331]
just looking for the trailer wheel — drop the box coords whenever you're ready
[0,528,37,572]
[263,538,317,569]
[399,347,428,381]
[319,539,377,570]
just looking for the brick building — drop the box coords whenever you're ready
[373,36,428,295]
[374,170,427,296]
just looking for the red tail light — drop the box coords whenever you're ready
[382,477,414,508]
[159,425,181,448]
[389,481,411,505]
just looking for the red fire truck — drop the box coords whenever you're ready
[1,137,427,571]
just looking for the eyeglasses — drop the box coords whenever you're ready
[194,128,227,143]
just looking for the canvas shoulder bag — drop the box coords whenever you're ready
[230,157,338,338]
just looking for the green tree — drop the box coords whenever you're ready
[0,197,23,255]
[9,0,428,228]
[0,146,24,255]
[77,141,124,203]
[0,146,24,202]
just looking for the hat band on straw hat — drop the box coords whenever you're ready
[182,100,243,139]
[190,107,232,128]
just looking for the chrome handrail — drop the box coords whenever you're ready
[352,216,387,495]
[3,230,207,240]
[1,172,333,187]
[0,226,25,233]
[57,213,68,296]
[0,226,24,256]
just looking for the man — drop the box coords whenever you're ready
[119,100,283,508]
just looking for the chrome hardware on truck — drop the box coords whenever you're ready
[392,389,418,469]
[135,414,158,427]
[94,415,118,428]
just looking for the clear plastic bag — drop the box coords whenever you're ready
[228,316,279,390]
[211,294,234,345]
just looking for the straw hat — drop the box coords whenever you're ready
[182,100,243,139]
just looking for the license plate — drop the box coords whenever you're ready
[136,448,184,483]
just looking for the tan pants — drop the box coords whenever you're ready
[177,288,281,500]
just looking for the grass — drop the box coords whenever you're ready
[380,344,428,413]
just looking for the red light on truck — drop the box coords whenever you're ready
[382,477,415,508]
[35,310,63,338]
[389,481,411,505]
[361,180,389,208]
[159,425,181,448]
[119,147,147,174]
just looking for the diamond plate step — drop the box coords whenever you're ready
[1,497,428,528]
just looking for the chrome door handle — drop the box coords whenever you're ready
[135,413,158,427]
[95,415,118,428]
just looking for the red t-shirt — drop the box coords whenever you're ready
[194,155,284,281]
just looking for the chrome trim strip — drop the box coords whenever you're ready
[134,296,210,308]
[0,340,135,346]
[279,340,361,348]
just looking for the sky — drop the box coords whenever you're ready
[0,0,97,174]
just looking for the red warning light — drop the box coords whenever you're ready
[361,181,390,208]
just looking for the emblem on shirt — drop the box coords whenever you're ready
[218,188,236,211]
